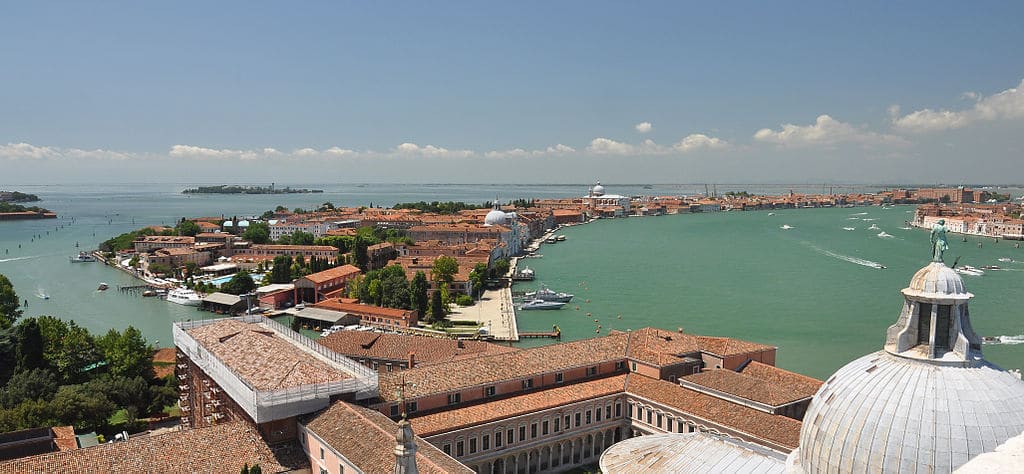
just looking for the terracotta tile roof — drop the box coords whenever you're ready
[378,333,631,402]
[0,422,289,474]
[693,335,775,358]
[625,374,801,450]
[303,402,472,474]
[738,361,821,399]
[300,264,362,284]
[50,426,77,452]
[680,366,819,407]
[410,375,628,436]
[185,319,350,391]
[312,300,416,320]
[317,332,518,366]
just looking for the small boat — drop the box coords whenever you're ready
[545,237,558,244]
[518,299,566,310]
[142,290,157,297]
[512,266,535,281]
[980,265,1001,271]
[524,284,574,303]
[998,258,1012,263]
[768,212,775,216]
[877,232,893,238]
[955,266,984,276]
[556,235,567,242]
[70,252,96,263]
[97,282,109,291]
[780,225,793,230]
[35,290,49,300]
[868,224,880,230]
[843,227,856,231]
[166,287,202,306]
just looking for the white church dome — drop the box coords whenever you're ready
[592,181,605,196]
[484,202,506,226]
[791,260,1024,473]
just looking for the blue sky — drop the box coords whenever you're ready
[2,1,1023,184]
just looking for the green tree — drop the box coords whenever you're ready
[429,289,446,324]
[320,202,335,211]
[96,326,153,379]
[0,399,52,432]
[431,256,459,285]
[410,271,429,315]
[354,237,369,271]
[249,464,262,474]
[37,316,102,384]
[380,265,410,309]
[184,261,200,279]
[367,279,382,306]
[270,255,294,283]
[0,274,22,330]
[315,235,355,253]
[0,368,58,408]
[290,231,315,245]
[468,263,488,299]
[455,294,474,306]
[50,384,115,432]
[175,219,200,237]
[86,375,151,423]
[243,222,271,244]
[490,259,510,279]
[14,318,45,373]
[221,271,256,295]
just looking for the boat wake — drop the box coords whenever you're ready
[984,335,1024,345]
[851,212,868,216]
[805,243,886,269]
[877,232,894,238]
[0,255,39,263]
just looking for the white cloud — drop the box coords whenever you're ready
[892,79,1024,133]
[0,142,131,160]
[673,134,728,152]
[635,122,653,134]
[293,147,319,157]
[754,114,903,147]
[394,142,474,158]
[484,144,578,159]
[588,137,637,155]
[325,146,356,157]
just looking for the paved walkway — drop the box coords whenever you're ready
[446,286,518,341]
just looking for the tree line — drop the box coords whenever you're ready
[0,274,176,435]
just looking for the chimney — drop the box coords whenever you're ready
[408,352,415,369]
[457,340,465,349]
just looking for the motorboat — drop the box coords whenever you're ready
[955,265,984,276]
[518,299,566,310]
[512,266,535,281]
[780,224,793,230]
[545,237,558,244]
[70,251,96,263]
[524,284,574,303]
[843,227,856,231]
[877,232,894,238]
[868,224,880,230]
[998,258,1013,262]
[35,289,49,300]
[166,287,202,306]
[556,235,567,242]
[97,282,109,291]
[980,265,1001,270]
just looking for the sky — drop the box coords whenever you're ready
[1,1,1023,185]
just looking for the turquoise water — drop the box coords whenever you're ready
[1,183,1022,379]
[514,207,1024,380]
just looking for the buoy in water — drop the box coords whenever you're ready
[593,319,598,322]
[617,314,622,319]
[586,312,591,317]
[575,306,580,310]
[586,299,590,303]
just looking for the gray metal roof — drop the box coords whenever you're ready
[599,433,785,473]
[202,292,242,306]
[286,307,349,323]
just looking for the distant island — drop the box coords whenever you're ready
[182,184,323,195]
[0,191,40,203]
[0,201,56,220]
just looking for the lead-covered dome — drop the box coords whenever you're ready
[592,181,605,196]
[790,260,1024,473]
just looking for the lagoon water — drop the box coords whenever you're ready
[2,183,1022,379]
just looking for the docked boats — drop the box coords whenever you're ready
[524,284,574,303]
[70,251,96,263]
[545,237,558,244]
[512,266,535,281]
[518,299,566,310]
[556,235,566,242]
[166,287,202,306]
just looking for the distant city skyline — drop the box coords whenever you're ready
[2,1,1023,184]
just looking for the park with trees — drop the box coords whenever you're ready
[0,274,177,435]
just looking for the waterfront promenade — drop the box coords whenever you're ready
[446,286,518,341]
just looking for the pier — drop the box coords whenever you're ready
[519,329,561,340]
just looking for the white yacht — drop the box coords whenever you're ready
[518,299,566,310]
[524,284,574,303]
[70,251,96,263]
[166,287,202,306]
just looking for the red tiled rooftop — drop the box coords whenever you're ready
[185,319,349,391]
[313,300,415,320]
[317,331,518,366]
[303,402,471,474]
[300,264,361,284]
[410,375,628,436]
[0,422,289,473]
[625,374,802,450]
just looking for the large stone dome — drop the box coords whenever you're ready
[790,260,1024,473]
[484,207,506,226]
[793,351,1024,472]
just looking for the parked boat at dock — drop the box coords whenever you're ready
[166,287,202,306]
[524,284,574,303]
[70,251,96,263]
[518,299,566,310]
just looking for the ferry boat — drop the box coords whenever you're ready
[524,284,574,303]
[166,287,202,306]
[518,299,566,310]
[512,266,535,281]
[70,251,96,263]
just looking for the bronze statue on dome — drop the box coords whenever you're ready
[930,219,949,262]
